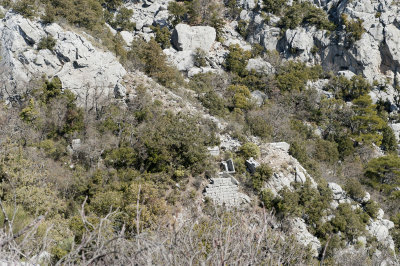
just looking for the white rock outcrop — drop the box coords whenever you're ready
[171,23,216,52]
[246,58,275,75]
[259,142,317,196]
[290,217,321,257]
[0,13,126,106]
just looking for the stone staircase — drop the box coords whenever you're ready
[203,174,250,207]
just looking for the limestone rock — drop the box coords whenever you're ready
[260,142,317,196]
[114,82,127,99]
[250,90,267,106]
[120,30,134,46]
[290,217,321,257]
[163,48,194,71]
[172,24,216,52]
[328,183,346,201]
[0,13,126,106]
[246,58,275,75]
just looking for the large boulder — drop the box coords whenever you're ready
[171,23,216,51]
[246,58,275,75]
[0,13,126,106]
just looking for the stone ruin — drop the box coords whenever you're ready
[220,158,235,174]
[203,174,250,207]
[203,159,250,207]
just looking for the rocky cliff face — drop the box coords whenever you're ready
[0,13,126,107]
[245,0,400,84]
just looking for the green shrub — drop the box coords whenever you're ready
[331,203,366,241]
[276,61,322,91]
[279,2,335,31]
[100,0,123,10]
[381,125,398,152]
[199,91,228,117]
[237,20,248,38]
[110,7,135,31]
[344,178,366,200]
[325,75,371,101]
[262,0,286,15]
[41,4,56,24]
[37,35,57,51]
[225,44,252,76]
[351,95,386,146]
[246,112,272,138]
[364,200,379,219]
[13,0,36,18]
[238,142,260,159]
[341,14,365,43]
[193,48,207,67]
[227,84,251,111]
[104,146,137,169]
[365,154,400,187]
[251,163,273,191]
[128,39,184,88]
[151,25,171,49]
[168,1,186,26]
[313,139,339,164]
[38,139,67,160]
[260,189,275,209]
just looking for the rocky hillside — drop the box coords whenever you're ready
[1,0,400,264]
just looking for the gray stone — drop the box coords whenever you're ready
[71,139,81,150]
[246,157,260,174]
[338,70,356,80]
[268,142,290,153]
[114,82,126,98]
[171,23,216,52]
[0,13,126,106]
[251,90,267,106]
[246,58,275,75]
[290,217,321,257]
[295,167,306,183]
[328,182,346,201]
[207,146,220,156]
[120,30,134,46]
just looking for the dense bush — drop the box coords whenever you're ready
[193,48,207,67]
[108,7,135,31]
[276,61,323,91]
[341,14,365,43]
[37,35,57,51]
[12,0,36,18]
[325,75,371,101]
[351,95,386,146]
[279,2,335,31]
[365,155,400,188]
[251,163,273,191]
[344,178,366,200]
[127,39,184,88]
[225,44,252,76]
[151,25,171,49]
[238,142,260,159]
[227,84,252,111]
[262,0,286,15]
